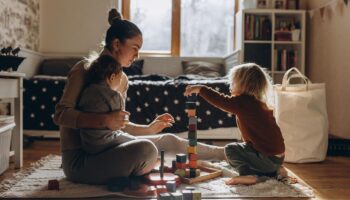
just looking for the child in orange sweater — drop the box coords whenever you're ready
[184,63,286,185]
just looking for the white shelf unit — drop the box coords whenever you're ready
[235,9,306,83]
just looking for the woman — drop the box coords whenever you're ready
[54,9,225,185]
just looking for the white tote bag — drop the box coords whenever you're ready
[274,68,328,163]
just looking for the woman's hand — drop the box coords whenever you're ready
[105,110,130,131]
[184,85,205,96]
[148,113,175,134]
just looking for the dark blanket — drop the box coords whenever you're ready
[23,74,236,133]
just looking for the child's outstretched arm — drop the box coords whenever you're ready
[184,85,241,115]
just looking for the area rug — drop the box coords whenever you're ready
[0,155,314,199]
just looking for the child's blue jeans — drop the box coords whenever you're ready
[224,142,284,181]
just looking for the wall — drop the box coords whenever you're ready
[305,1,350,139]
[39,0,115,55]
[0,0,40,51]
[0,0,42,77]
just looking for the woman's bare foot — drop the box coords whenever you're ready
[225,176,257,185]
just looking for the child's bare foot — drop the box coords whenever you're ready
[278,166,288,179]
[278,166,298,184]
[225,176,257,185]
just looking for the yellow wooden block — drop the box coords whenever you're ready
[192,190,202,200]
[187,146,197,154]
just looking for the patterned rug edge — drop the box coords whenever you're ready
[0,154,59,196]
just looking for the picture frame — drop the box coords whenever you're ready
[286,0,299,9]
[274,0,286,9]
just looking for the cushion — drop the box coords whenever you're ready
[182,61,224,77]
[123,59,144,76]
[38,58,82,76]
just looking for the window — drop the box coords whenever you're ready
[122,0,235,56]
[129,0,172,53]
[181,0,235,56]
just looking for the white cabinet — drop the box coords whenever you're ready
[0,72,24,168]
[235,9,306,83]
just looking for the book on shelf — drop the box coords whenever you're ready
[275,49,298,71]
[245,14,271,40]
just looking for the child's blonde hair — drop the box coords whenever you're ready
[228,63,272,102]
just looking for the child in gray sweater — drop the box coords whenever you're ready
[78,55,136,154]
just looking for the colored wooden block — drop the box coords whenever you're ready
[171,192,183,200]
[185,102,196,109]
[187,109,196,117]
[188,131,197,140]
[188,153,197,161]
[182,190,193,200]
[176,162,186,169]
[192,190,202,200]
[188,117,197,125]
[188,160,198,169]
[159,192,172,200]
[48,179,59,190]
[188,124,197,131]
[166,180,177,192]
[185,168,199,178]
[188,94,197,101]
[189,139,197,146]
[174,169,186,177]
[189,168,200,178]
[187,146,197,154]
[176,153,187,163]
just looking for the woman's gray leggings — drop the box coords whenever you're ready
[62,139,158,185]
[62,133,225,185]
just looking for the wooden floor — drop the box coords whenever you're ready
[1,139,350,200]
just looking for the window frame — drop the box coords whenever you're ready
[121,0,237,56]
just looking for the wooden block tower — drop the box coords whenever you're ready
[173,94,200,179]
[185,94,200,178]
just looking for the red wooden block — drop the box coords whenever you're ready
[188,153,197,161]
[189,124,197,131]
[176,162,186,169]
[48,179,59,190]
[188,160,198,168]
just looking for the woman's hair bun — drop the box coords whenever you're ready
[108,8,123,25]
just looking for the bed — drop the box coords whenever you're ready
[23,54,242,140]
